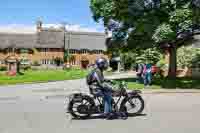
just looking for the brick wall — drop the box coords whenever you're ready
[0,48,108,68]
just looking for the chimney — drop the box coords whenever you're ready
[36,18,42,32]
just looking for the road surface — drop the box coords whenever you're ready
[0,93,200,133]
[0,72,200,133]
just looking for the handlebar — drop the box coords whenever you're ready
[111,80,127,87]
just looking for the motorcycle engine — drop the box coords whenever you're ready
[77,105,89,114]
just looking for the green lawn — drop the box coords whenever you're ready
[1,69,200,89]
[0,69,88,85]
[114,77,200,90]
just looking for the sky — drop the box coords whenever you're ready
[0,0,104,33]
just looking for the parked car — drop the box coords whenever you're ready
[151,65,158,75]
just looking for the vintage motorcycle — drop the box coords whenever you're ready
[66,81,144,119]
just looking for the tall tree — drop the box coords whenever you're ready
[90,0,200,78]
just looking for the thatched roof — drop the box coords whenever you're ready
[0,33,36,49]
[0,30,107,51]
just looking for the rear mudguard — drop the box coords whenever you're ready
[68,93,84,102]
[67,93,95,112]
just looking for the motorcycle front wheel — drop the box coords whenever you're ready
[120,95,144,116]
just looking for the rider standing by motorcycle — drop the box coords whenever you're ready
[87,57,114,119]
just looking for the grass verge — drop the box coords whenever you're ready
[114,77,200,89]
[0,69,88,85]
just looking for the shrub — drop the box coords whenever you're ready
[156,58,168,70]
[0,66,7,71]
[21,65,31,71]
[191,50,200,68]
[120,52,136,70]
[177,46,199,68]
[54,57,64,66]
[120,48,162,70]
[32,61,41,66]
[137,48,162,64]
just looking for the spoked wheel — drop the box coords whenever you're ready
[120,96,144,116]
[68,96,95,119]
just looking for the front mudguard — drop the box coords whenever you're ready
[128,90,142,97]
[119,90,143,112]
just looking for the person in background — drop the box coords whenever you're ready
[142,63,152,87]
[135,62,144,84]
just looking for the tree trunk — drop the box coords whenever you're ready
[17,61,20,73]
[168,45,177,79]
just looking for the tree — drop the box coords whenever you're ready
[119,48,162,70]
[90,0,200,78]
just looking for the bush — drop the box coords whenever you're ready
[120,48,162,70]
[121,52,136,70]
[137,48,162,64]
[0,66,7,71]
[156,58,168,70]
[191,51,200,68]
[177,46,199,68]
[32,61,41,66]
[21,65,31,71]
[54,57,64,66]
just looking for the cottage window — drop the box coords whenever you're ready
[93,50,99,54]
[50,60,54,65]
[6,48,13,54]
[45,48,48,53]
[80,49,88,54]
[44,59,46,65]
[0,60,5,64]
[70,58,76,65]
[43,59,53,65]
[69,49,77,54]
[44,59,48,65]
[41,48,48,55]
[48,59,51,65]
[44,59,47,64]
[41,59,48,65]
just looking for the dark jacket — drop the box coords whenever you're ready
[89,68,112,92]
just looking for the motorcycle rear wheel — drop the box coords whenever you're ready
[68,96,95,119]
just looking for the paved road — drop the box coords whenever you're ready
[0,72,200,133]
[0,93,200,133]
